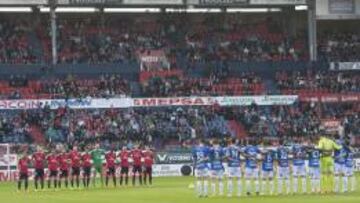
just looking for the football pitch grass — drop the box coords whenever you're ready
[1,176,360,203]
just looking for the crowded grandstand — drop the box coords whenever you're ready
[0,0,358,202]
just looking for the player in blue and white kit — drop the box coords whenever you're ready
[242,142,261,196]
[292,143,307,194]
[334,140,346,193]
[209,140,225,196]
[276,145,290,195]
[307,147,321,194]
[225,139,242,197]
[192,139,210,197]
[260,149,275,195]
[343,146,356,192]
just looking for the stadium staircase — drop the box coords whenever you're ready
[28,125,46,145]
[227,120,248,139]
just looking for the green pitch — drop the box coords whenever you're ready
[1,176,360,203]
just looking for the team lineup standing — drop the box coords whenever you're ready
[17,144,154,192]
[192,136,356,197]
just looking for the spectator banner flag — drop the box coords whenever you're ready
[0,0,46,4]
[330,62,360,71]
[321,119,340,132]
[250,0,306,5]
[198,0,249,5]
[218,95,298,106]
[57,0,121,5]
[329,0,355,14]
[136,50,170,71]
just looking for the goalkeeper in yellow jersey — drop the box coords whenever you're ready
[315,134,342,194]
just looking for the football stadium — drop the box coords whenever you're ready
[0,0,359,203]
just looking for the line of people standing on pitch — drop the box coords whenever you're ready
[16,144,154,192]
[192,138,355,197]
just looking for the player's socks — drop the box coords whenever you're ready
[301,177,306,194]
[219,180,224,196]
[269,180,274,195]
[40,178,44,189]
[293,177,298,193]
[132,176,136,186]
[76,177,80,188]
[18,181,22,190]
[48,180,51,189]
[255,180,259,194]
[25,179,28,191]
[351,176,356,192]
[203,180,208,196]
[196,181,202,196]
[105,176,109,187]
[261,179,266,194]
[237,179,242,196]
[343,176,348,192]
[35,179,38,190]
[246,179,251,194]
[227,180,233,196]
[125,176,129,185]
[334,176,340,192]
[285,179,290,194]
[139,175,143,185]
[211,182,216,195]
[113,176,117,187]
[316,179,321,193]
[54,179,57,189]
[278,179,283,194]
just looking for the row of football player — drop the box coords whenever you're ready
[16,144,154,192]
[192,139,356,197]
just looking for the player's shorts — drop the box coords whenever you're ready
[144,167,152,175]
[211,169,224,178]
[19,172,28,180]
[195,168,209,178]
[133,165,142,174]
[334,163,345,175]
[107,167,116,176]
[277,166,290,179]
[121,167,129,174]
[72,167,80,176]
[308,167,320,179]
[244,167,259,179]
[60,170,69,178]
[320,157,334,173]
[49,170,58,177]
[261,170,274,179]
[344,167,353,177]
[228,166,241,178]
[35,168,44,178]
[94,164,102,173]
[83,167,91,177]
[292,165,306,177]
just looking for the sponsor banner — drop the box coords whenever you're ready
[300,94,360,103]
[57,0,121,5]
[0,154,17,167]
[329,0,355,14]
[198,0,248,5]
[250,0,306,5]
[330,62,360,71]
[133,97,218,107]
[0,98,132,110]
[155,152,193,164]
[218,95,298,106]
[0,0,46,4]
[122,0,183,5]
[0,95,298,110]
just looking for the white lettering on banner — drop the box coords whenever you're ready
[330,62,360,70]
[250,0,306,5]
[0,96,298,110]
[123,0,183,4]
